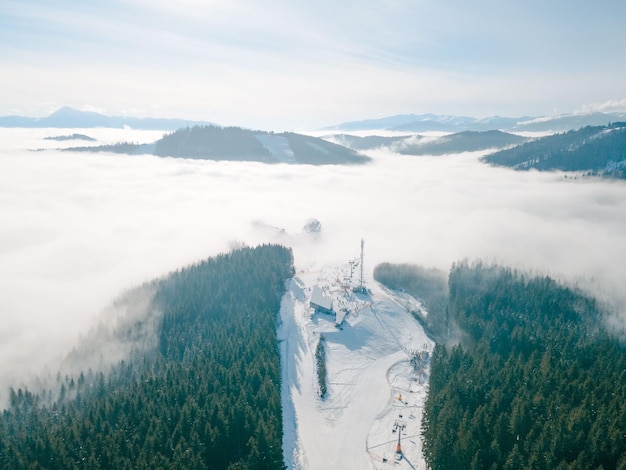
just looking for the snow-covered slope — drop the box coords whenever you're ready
[279,261,433,469]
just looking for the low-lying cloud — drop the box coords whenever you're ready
[1,127,626,405]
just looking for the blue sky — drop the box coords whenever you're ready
[2,0,626,129]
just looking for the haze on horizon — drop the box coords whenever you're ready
[2,0,626,130]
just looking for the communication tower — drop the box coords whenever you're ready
[352,238,366,294]
[359,238,365,291]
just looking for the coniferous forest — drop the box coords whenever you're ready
[0,244,294,469]
[422,262,626,469]
[482,122,626,178]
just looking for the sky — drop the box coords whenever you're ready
[2,0,626,129]
[1,128,626,406]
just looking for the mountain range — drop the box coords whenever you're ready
[4,107,626,134]
[0,107,214,130]
[324,111,626,133]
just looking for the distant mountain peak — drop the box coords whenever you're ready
[49,106,104,117]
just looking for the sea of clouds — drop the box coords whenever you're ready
[1,127,625,405]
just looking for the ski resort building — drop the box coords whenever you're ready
[310,285,333,315]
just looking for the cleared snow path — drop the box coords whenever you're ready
[256,134,297,164]
[279,264,434,469]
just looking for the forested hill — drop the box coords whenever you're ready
[330,130,526,155]
[65,125,370,165]
[422,262,626,469]
[0,244,294,469]
[483,122,626,178]
[397,130,527,156]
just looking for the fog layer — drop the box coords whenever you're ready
[1,128,625,401]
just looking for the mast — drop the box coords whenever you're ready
[359,238,364,291]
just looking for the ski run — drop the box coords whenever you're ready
[279,256,434,469]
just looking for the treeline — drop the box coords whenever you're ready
[315,335,328,399]
[483,122,626,178]
[422,262,626,469]
[155,126,273,161]
[0,244,294,469]
[45,134,96,142]
[62,141,143,154]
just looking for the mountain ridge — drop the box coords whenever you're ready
[324,111,626,133]
[0,107,215,130]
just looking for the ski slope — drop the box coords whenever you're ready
[278,261,434,469]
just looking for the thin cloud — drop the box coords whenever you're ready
[577,99,626,114]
